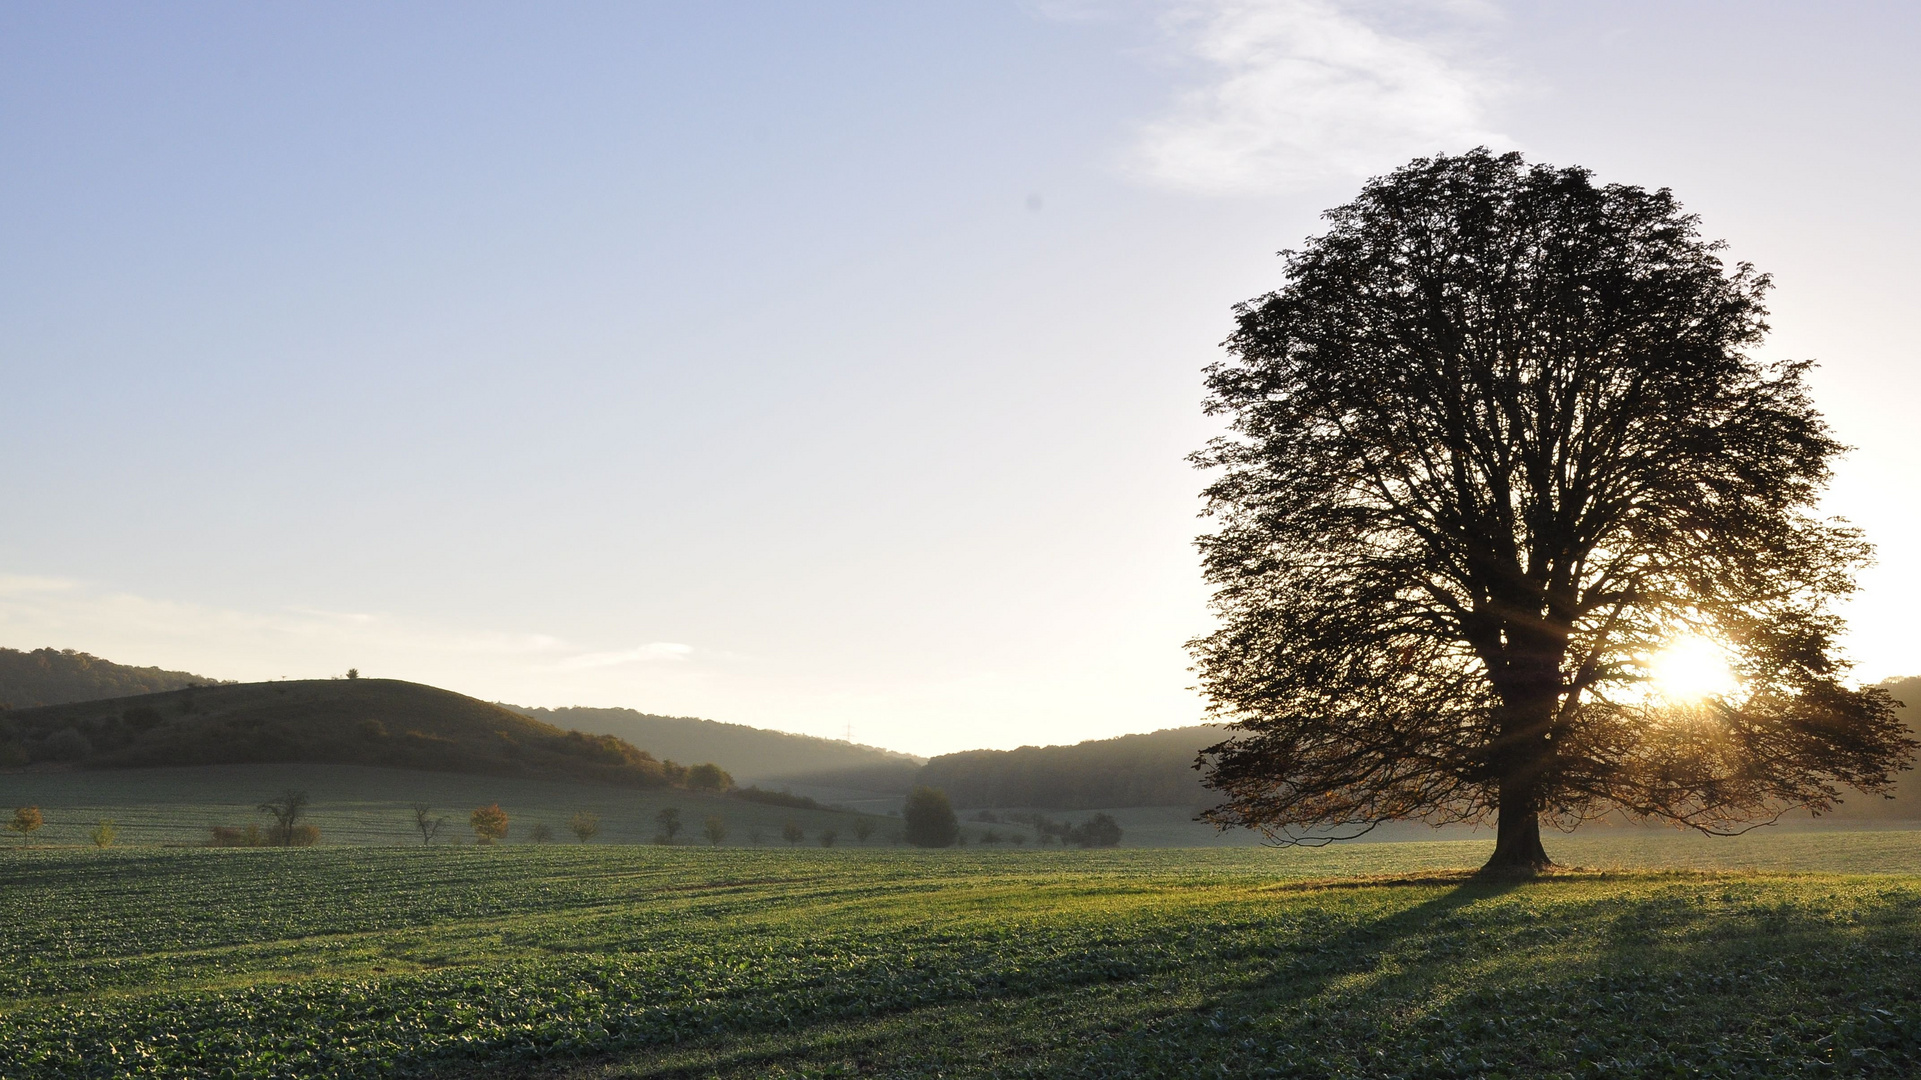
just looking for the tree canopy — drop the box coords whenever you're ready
[1191,150,1913,872]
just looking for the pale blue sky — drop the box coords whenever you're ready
[3,2,1916,755]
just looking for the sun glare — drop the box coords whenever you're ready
[1647,636,1739,702]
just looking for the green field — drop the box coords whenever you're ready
[4,832,1921,1078]
[0,765,893,847]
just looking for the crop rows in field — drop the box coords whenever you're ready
[3,845,1921,1078]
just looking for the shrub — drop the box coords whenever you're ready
[686,762,733,790]
[732,786,826,811]
[8,806,44,842]
[266,824,320,847]
[89,820,116,848]
[471,804,509,844]
[209,824,264,847]
[703,815,728,846]
[1067,812,1123,848]
[902,786,959,848]
[569,811,601,843]
[42,727,91,762]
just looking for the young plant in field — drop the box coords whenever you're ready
[89,820,116,848]
[569,811,600,843]
[471,803,509,845]
[8,806,43,843]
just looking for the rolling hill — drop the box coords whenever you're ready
[508,705,924,781]
[0,678,725,788]
[0,647,227,709]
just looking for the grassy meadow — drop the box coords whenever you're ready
[3,833,1920,1078]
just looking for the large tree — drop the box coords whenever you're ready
[1192,150,1912,873]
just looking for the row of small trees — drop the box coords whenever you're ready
[8,806,118,847]
[11,786,1115,850]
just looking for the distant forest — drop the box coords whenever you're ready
[0,647,226,709]
[913,727,1217,811]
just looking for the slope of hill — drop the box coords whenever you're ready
[507,705,924,780]
[0,679,720,788]
[918,725,1218,811]
[0,647,227,708]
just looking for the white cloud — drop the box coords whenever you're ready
[1131,0,1510,194]
[553,643,695,670]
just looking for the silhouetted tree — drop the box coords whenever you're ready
[1193,150,1915,874]
[902,786,959,848]
[781,819,804,846]
[852,818,875,845]
[410,803,447,845]
[257,791,310,848]
[654,806,682,845]
[529,822,555,843]
[569,811,601,843]
[703,815,728,846]
[470,803,509,845]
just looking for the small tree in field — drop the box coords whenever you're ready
[1194,150,1914,873]
[902,786,959,848]
[90,819,116,848]
[9,806,43,843]
[569,811,601,843]
[411,803,447,845]
[654,806,682,845]
[853,818,875,845]
[703,815,728,846]
[818,828,838,847]
[530,822,555,843]
[781,820,804,846]
[257,791,310,848]
[470,803,509,845]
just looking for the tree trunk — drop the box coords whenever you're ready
[1482,803,1552,876]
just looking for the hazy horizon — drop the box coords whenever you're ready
[4,2,1917,757]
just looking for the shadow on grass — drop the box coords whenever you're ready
[538,874,1921,1080]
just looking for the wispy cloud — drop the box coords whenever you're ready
[1128,0,1509,194]
[553,643,695,670]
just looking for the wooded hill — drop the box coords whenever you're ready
[0,647,227,709]
[507,704,924,780]
[0,678,727,788]
[912,726,1216,811]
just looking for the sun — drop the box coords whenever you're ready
[1647,635,1740,702]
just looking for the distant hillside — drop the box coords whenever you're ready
[918,726,1218,811]
[0,647,228,709]
[1827,676,1921,820]
[506,705,923,780]
[0,679,724,788]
